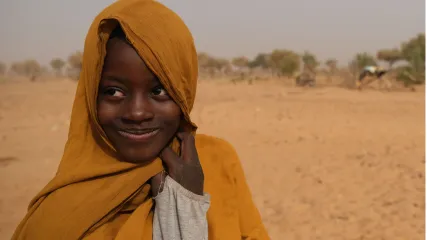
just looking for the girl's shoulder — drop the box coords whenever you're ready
[194,134,240,166]
[195,134,236,154]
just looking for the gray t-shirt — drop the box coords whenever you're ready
[153,176,211,240]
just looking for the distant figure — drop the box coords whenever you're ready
[295,71,316,87]
[294,64,316,87]
[357,66,388,90]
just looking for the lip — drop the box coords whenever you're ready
[118,128,160,142]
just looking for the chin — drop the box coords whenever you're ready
[119,149,159,165]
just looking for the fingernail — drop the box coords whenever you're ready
[176,132,185,139]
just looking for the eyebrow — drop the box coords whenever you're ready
[101,75,128,84]
[151,77,162,85]
[101,74,163,86]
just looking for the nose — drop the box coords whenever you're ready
[122,94,154,123]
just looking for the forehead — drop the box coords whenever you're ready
[102,38,158,85]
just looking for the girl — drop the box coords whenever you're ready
[12,0,269,239]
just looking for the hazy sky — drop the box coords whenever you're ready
[0,0,424,66]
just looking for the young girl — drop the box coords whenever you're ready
[12,0,269,239]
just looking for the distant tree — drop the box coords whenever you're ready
[376,48,403,69]
[40,66,49,76]
[213,58,230,70]
[50,58,66,77]
[325,58,338,73]
[197,52,229,78]
[68,51,83,70]
[301,51,319,73]
[248,53,270,69]
[396,33,425,86]
[197,52,214,78]
[230,56,250,80]
[0,62,6,75]
[221,59,233,75]
[11,60,42,81]
[197,52,212,70]
[348,52,377,76]
[269,49,300,77]
[325,58,338,82]
[231,56,249,69]
[211,58,230,77]
[67,51,83,80]
[269,49,284,74]
[10,62,25,75]
[8,60,41,80]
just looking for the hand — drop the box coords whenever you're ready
[150,132,204,197]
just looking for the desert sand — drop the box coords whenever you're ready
[0,79,424,239]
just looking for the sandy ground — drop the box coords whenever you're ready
[0,79,425,239]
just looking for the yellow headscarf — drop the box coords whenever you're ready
[12,0,199,239]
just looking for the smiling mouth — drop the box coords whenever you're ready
[118,128,160,141]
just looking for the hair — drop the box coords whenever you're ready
[109,24,127,41]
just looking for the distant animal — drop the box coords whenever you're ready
[357,66,389,90]
[295,72,316,87]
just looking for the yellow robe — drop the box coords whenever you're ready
[12,0,270,239]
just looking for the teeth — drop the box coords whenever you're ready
[124,129,155,135]
[129,132,151,135]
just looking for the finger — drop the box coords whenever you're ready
[176,131,190,140]
[177,132,197,163]
[160,146,181,169]
[176,132,189,159]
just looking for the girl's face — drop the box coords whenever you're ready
[97,37,181,164]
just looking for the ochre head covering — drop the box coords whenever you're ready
[12,0,199,239]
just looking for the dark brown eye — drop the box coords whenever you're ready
[152,86,168,96]
[104,88,125,97]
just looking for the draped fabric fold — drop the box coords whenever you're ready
[12,0,199,239]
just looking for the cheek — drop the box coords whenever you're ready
[158,102,182,127]
[97,101,117,125]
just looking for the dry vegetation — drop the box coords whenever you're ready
[0,33,424,239]
[0,33,424,89]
